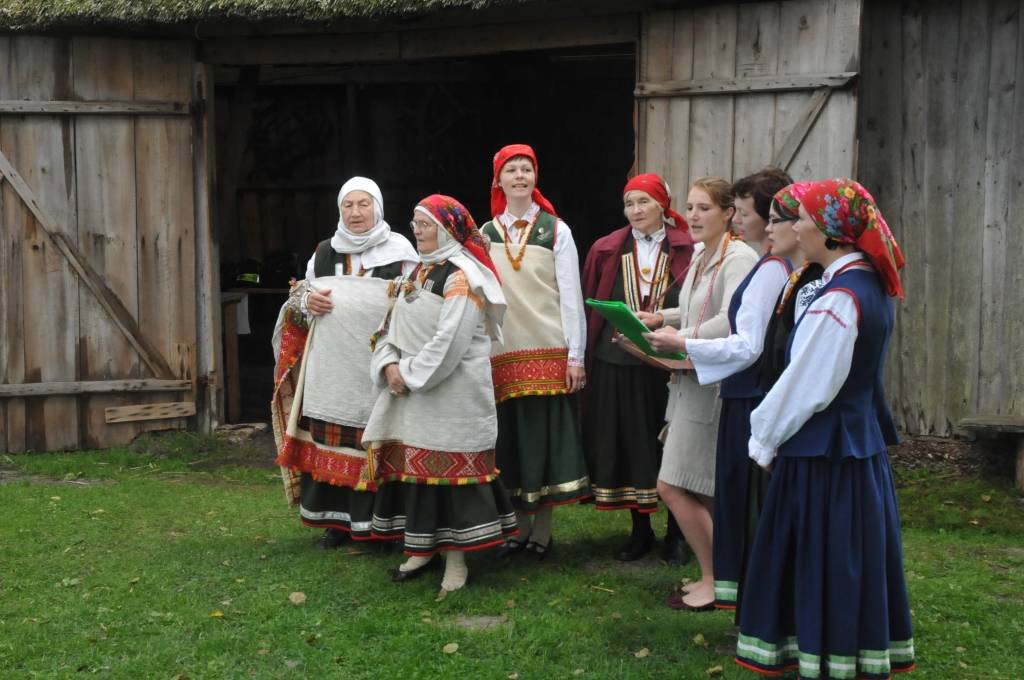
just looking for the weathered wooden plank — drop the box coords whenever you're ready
[638,10,678,178]
[665,10,695,205]
[105,401,196,424]
[204,32,401,66]
[945,0,991,430]
[0,100,188,115]
[978,0,1018,416]
[774,0,831,179]
[72,37,144,448]
[772,87,831,171]
[0,36,10,452]
[4,36,79,452]
[959,415,1024,432]
[687,4,737,180]
[732,2,781,178]
[920,0,960,433]
[134,40,197,435]
[859,0,909,429]
[897,1,927,433]
[1004,0,1024,416]
[819,0,862,178]
[635,71,855,97]
[401,15,639,61]
[0,379,191,397]
[193,62,223,433]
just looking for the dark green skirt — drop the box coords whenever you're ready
[299,473,376,539]
[495,394,591,512]
[370,479,519,556]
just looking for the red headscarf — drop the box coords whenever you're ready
[772,181,813,220]
[416,193,501,283]
[800,178,906,299]
[490,143,559,219]
[623,173,689,231]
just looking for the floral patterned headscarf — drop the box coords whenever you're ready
[800,178,906,298]
[772,181,813,221]
[414,194,506,341]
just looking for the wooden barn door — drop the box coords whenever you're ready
[0,37,219,452]
[636,0,862,194]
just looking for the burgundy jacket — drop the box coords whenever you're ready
[581,225,694,367]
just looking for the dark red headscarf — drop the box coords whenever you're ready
[623,173,688,231]
[490,143,559,219]
[800,178,906,299]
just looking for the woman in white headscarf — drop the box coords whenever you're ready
[363,194,517,597]
[273,176,418,550]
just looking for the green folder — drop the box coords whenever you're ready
[585,298,687,360]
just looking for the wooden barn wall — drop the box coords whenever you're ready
[859,0,1024,435]
[638,0,861,202]
[0,37,197,452]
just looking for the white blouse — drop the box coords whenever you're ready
[631,225,667,299]
[685,257,789,385]
[498,202,587,367]
[747,253,868,467]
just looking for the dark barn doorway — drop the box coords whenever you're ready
[215,44,637,422]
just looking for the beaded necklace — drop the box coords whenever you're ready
[775,262,812,316]
[499,215,538,271]
[689,231,733,338]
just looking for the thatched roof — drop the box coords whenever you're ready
[0,0,528,31]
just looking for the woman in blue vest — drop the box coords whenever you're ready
[735,179,914,678]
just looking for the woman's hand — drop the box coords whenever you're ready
[566,366,586,393]
[306,289,334,316]
[635,310,664,329]
[643,327,686,353]
[384,363,409,396]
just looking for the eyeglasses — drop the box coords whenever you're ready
[768,216,795,225]
[409,220,435,230]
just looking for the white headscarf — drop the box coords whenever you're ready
[331,176,417,269]
[414,205,506,344]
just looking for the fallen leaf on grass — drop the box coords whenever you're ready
[59,578,81,588]
[508,673,519,679]
[91,508,105,514]
[50,496,61,501]
[284,659,300,669]
[956,646,966,653]
[981,495,992,502]
[129,577,140,585]
[591,586,615,594]
[435,589,449,603]
[442,643,459,654]
[573,669,585,675]
[209,610,225,618]
[306,635,320,647]
[633,648,650,659]
[342,550,369,556]
[693,633,708,648]
[257,649,270,656]
[959,661,969,669]
[610,612,622,620]
[706,664,724,676]
[968,519,980,526]
[422,617,432,624]
[289,592,307,605]
[505,599,516,608]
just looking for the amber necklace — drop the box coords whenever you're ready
[775,263,811,315]
[500,215,537,271]
[401,263,438,297]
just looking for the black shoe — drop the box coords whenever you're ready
[316,528,350,550]
[616,531,655,561]
[389,558,437,582]
[497,539,527,560]
[660,536,692,566]
[525,538,552,561]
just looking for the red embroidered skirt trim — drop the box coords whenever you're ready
[371,442,498,485]
[491,347,570,403]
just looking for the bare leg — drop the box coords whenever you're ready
[658,480,714,607]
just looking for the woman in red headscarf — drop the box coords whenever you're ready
[580,173,694,562]
[734,179,914,678]
[364,194,517,596]
[480,144,591,560]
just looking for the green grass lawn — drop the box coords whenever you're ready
[1,434,1022,679]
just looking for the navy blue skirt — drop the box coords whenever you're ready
[736,453,915,679]
[712,396,769,614]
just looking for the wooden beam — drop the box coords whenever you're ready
[204,32,401,66]
[0,380,191,398]
[0,100,190,115]
[959,415,1024,434]
[0,148,176,379]
[772,87,833,171]
[635,72,857,98]
[105,401,197,424]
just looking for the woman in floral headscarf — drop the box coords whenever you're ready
[363,194,517,596]
[734,179,914,678]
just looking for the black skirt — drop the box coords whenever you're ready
[582,358,670,513]
[370,479,518,556]
[299,474,376,539]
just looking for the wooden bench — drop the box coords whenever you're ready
[958,416,1024,490]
